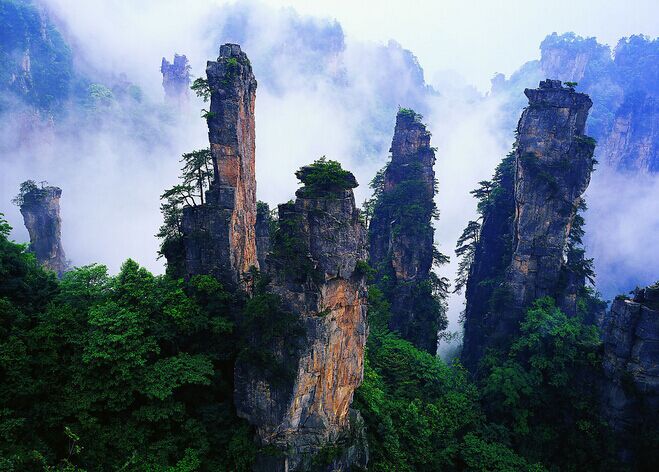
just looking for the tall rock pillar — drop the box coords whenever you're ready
[19,184,67,276]
[462,80,596,371]
[235,163,369,471]
[505,79,594,320]
[368,109,443,354]
[182,44,258,284]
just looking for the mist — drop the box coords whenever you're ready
[1,0,656,348]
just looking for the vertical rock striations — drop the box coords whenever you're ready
[161,54,191,108]
[600,283,659,464]
[255,202,272,271]
[235,162,368,471]
[600,95,659,173]
[506,79,595,318]
[181,44,258,285]
[462,80,596,371]
[460,155,516,370]
[19,184,67,276]
[368,109,443,354]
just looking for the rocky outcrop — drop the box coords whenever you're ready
[161,54,190,108]
[601,283,659,463]
[255,202,271,271]
[368,109,443,354]
[235,168,368,471]
[506,79,595,317]
[599,94,659,173]
[19,185,67,276]
[181,44,258,285]
[462,80,596,371]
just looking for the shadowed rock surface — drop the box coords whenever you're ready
[368,109,442,354]
[460,154,516,372]
[161,54,190,108]
[181,44,258,285]
[19,185,67,276]
[600,283,659,464]
[600,94,659,172]
[462,80,596,371]
[255,202,272,271]
[235,173,368,471]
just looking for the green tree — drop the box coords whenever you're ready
[454,220,481,294]
[480,297,613,469]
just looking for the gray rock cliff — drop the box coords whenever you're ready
[368,109,444,354]
[601,283,659,464]
[19,184,67,276]
[462,80,596,370]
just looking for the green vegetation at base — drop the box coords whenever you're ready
[0,214,256,471]
[356,288,544,471]
[357,284,617,471]
[0,210,633,471]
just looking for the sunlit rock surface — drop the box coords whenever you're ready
[181,44,258,285]
[236,182,368,471]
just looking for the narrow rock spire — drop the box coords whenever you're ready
[368,109,444,354]
[161,54,190,108]
[181,44,258,284]
[462,79,596,371]
[18,182,68,276]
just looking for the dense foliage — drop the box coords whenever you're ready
[0,0,73,111]
[295,157,358,197]
[0,215,256,471]
[356,284,621,471]
[359,286,551,471]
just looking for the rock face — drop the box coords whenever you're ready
[255,202,272,271]
[462,80,596,371]
[161,54,190,108]
[601,284,659,463]
[236,181,369,471]
[368,109,441,354]
[599,94,659,173]
[181,44,258,285]
[19,185,67,276]
[460,155,515,371]
[507,80,594,317]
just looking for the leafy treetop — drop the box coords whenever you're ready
[295,157,358,197]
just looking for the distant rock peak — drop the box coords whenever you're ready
[161,54,190,108]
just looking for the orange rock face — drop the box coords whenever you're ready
[235,190,369,471]
[181,44,258,285]
[208,44,259,278]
